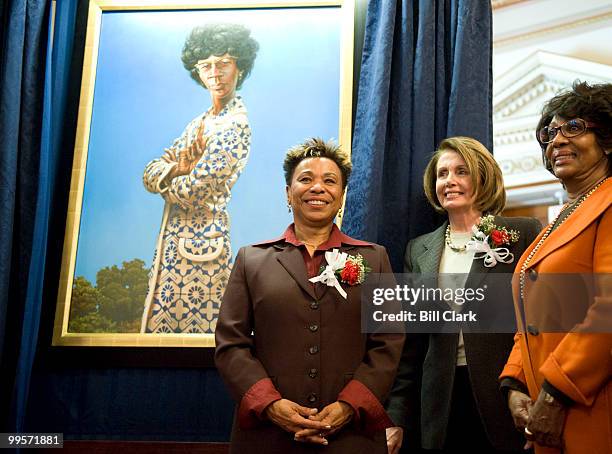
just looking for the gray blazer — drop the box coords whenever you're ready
[385,216,542,451]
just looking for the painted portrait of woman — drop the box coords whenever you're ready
[141,24,259,333]
[58,6,345,344]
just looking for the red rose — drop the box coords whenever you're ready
[490,229,508,246]
[340,261,360,285]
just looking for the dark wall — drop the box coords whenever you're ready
[27,367,234,441]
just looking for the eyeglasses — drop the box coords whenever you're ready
[537,118,599,144]
[194,56,236,74]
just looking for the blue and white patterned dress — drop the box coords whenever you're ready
[141,96,251,333]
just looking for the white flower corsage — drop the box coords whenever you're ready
[466,215,519,268]
[309,249,371,299]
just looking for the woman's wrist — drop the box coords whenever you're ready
[338,401,355,417]
[541,380,573,407]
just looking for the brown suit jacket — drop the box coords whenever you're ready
[215,230,405,453]
[501,178,612,454]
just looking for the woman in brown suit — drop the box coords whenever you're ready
[215,138,405,453]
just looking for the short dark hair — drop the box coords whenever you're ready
[181,24,259,90]
[283,138,352,188]
[537,81,612,173]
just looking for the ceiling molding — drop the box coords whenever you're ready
[494,11,612,48]
[491,0,526,10]
[494,128,534,147]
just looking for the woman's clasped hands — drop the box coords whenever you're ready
[164,122,207,179]
[508,389,566,450]
[265,399,354,446]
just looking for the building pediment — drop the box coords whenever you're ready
[493,51,612,207]
[494,51,612,121]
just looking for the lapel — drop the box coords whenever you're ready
[275,242,361,301]
[413,223,446,314]
[464,256,489,292]
[275,244,317,300]
[524,179,611,270]
[415,222,447,275]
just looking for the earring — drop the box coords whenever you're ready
[336,206,344,218]
[287,202,292,213]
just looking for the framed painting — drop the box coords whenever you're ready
[52,0,354,347]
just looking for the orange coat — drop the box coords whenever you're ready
[501,178,612,454]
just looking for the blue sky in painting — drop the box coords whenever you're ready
[74,7,341,283]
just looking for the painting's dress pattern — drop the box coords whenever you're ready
[141,96,251,333]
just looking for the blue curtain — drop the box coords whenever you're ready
[12,0,79,432]
[0,0,51,430]
[344,0,492,272]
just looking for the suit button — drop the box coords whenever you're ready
[309,346,319,354]
[529,269,538,281]
[309,368,318,378]
[309,324,319,332]
[310,302,319,310]
[307,393,317,403]
[527,325,539,336]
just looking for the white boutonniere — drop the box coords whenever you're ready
[466,215,520,268]
[308,249,371,299]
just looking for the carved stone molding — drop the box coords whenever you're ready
[494,128,534,147]
[491,0,525,10]
[493,51,612,206]
[498,155,542,175]
[494,52,612,120]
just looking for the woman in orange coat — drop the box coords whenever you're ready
[500,81,612,454]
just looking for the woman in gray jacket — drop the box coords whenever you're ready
[385,136,541,453]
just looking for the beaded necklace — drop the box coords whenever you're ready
[519,177,609,301]
[444,225,470,252]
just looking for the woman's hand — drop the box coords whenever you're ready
[524,390,566,449]
[507,390,534,450]
[264,399,331,442]
[311,401,354,436]
[168,122,207,179]
[173,148,193,177]
[187,121,206,171]
[294,401,354,444]
[386,426,404,454]
[507,390,532,431]
[161,147,177,163]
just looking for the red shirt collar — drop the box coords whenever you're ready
[253,223,372,249]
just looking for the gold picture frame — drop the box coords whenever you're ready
[52,0,354,347]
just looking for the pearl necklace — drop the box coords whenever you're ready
[445,225,468,252]
[519,177,609,301]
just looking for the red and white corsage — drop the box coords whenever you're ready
[467,215,520,268]
[309,249,371,299]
